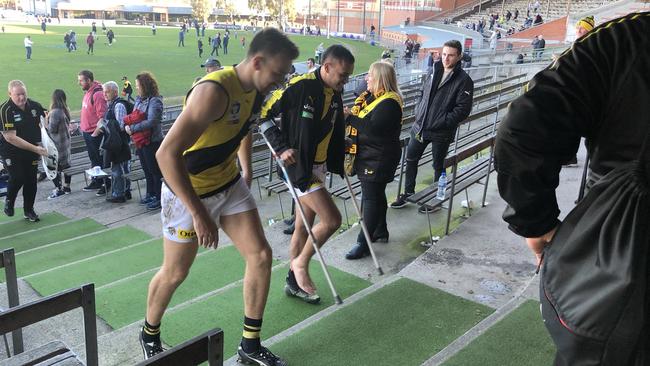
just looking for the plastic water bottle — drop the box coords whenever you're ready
[436,172,447,200]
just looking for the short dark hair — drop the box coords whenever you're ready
[78,70,94,81]
[247,28,299,61]
[307,57,315,63]
[322,45,355,65]
[443,40,462,56]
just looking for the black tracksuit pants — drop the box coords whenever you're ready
[3,156,37,211]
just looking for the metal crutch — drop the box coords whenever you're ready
[260,133,343,305]
[343,175,384,275]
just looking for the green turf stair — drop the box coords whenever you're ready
[0,208,24,223]
[441,300,555,366]
[0,217,104,253]
[0,212,69,240]
[161,262,371,357]
[267,277,493,366]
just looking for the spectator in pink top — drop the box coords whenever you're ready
[77,69,108,193]
[86,32,94,55]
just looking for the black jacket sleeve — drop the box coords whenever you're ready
[259,86,294,155]
[494,16,628,238]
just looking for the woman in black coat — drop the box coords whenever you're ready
[344,61,403,259]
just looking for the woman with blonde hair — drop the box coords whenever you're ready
[343,61,404,259]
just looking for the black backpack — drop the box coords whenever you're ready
[541,129,650,365]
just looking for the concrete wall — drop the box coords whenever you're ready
[513,16,568,41]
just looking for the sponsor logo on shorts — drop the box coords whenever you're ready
[177,228,197,239]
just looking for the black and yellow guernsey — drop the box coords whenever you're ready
[183,66,264,197]
[259,67,346,191]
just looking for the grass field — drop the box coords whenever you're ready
[0,23,384,111]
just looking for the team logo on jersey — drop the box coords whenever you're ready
[229,102,241,123]
[31,109,38,117]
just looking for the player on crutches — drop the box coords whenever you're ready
[259,45,355,304]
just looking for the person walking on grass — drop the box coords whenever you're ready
[86,32,94,54]
[24,36,33,60]
[140,28,298,366]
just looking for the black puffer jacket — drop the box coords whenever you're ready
[495,12,650,238]
[347,92,403,183]
[412,60,474,142]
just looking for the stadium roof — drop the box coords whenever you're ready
[56,1,193,14]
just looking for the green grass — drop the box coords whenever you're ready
[161,262,371,354]
[0,212,69,241]
[0,217,103,252]
[0,24,383,111]
[442,300,555,366]
[96,245,250,328]
[271,278,493,366]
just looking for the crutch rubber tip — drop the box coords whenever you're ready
[335,295,343,305]
[378,267,384,276]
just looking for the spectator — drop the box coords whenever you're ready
[86,32,94,55]
[575,15,595,38]
[0,80,49,221]
[77,70,108,193]
[178,27,185,47]
[24,35,33,60]
[106,29,115,46]
[197,38,204,58]
[64,32,71,52]
[390,40,474,212]
[489,31,498,50]
[151,23,156,35]
[306,57,317,72]
[537,35,546,59]
[201,22,206,37]
[506,10,512,21]
[99,81,132,203]
[40,19,46,34]
[125,72,164,211]
[241,36,246,48]
[515,53,524,64]
[121,76,134,103]
[210,34,219,56]
[45,89,72,199]
[343,61,403,259]
[514,9,519,20]
[223,32,229,55]
[494,14,649,364]
[531,35,540,59]
[91,21,97,35]
[534,14,543,25]
[70,31,77,51]
[200,58,222,74]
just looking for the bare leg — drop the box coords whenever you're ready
[220,209,273,319]
[291,189,341,294]
[145,239,198,325]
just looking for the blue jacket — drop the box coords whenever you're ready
[132,96,164,143]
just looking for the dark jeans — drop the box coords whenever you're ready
[3,156,37,211]
[137,140,162,201]
[211,46,219,56]
[87,44,93,54]
[26,46,32,59]
[82,131,104,183]
[357,180,389,246]
[223,44,228,54]
[404,137,450,194]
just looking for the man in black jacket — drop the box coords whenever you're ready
[390,40,474,213]
[495,12,650,364]
[260,45,354,304]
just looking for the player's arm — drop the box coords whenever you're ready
[156,82,228,248]
[238,130,253,187]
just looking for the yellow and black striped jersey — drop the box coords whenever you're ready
[183,66,263,197]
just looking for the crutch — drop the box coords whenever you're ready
[343,175,384,275]
[260,132,343,305]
